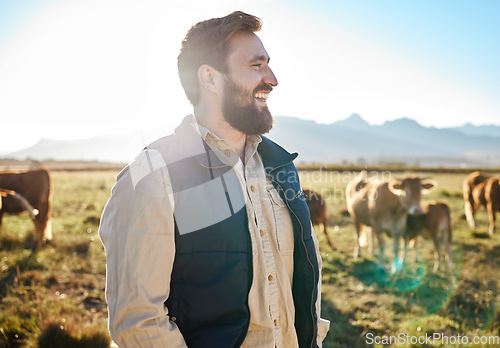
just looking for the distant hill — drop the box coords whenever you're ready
[448,122,500,138]
[4,114,500,167]
[268,114,500,167]
[5,132,155,164]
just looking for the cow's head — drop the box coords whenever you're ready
[350,170,370,193]
[389,177,436,215]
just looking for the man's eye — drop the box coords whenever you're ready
[252,64,262,68]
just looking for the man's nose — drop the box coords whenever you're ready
[264,67,278,87]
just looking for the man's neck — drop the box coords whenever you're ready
[194,107,247,161]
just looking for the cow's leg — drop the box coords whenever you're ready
[353,221,362,258]
[402,231,415,266]
[473,200,481,216]
[368,227,376,257]
[471,200,481,229]
[34,202,52,245]
[321,217,333,248]
[45,217,53,241]
[391,233,403,273]
[443,227,452,269]
[375,229,385,269]
[465,199,476,228]
[402,234,408,265]
[431,232,442,271]
[487,202,496,236]
[34,220,43,246]
[413,238,420,263]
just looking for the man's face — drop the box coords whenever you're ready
[221,31,278,135]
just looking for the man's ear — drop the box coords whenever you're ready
[198,64,217,93]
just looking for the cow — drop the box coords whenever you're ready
[303,188,333,248]
[405,201,452,271]
[485,177,500,235]
[463,171,490,228]
[346,171,436,271]
[0,168,52,244]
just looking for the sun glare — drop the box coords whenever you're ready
[0,1,498,154]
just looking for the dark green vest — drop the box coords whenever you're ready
[147,117,319,347]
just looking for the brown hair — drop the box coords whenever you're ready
[177,11,262,106]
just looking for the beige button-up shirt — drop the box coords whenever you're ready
[99,116,330,347]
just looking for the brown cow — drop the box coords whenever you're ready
[463,171,490,228]
[346,171,436,271]
[405,201,452,271]
[485,177,500,235]
[0,168,52,244]
[303,188,333,248]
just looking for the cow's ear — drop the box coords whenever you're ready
[356,181,368,191]
[389,180,405,195]
[421,180,437,194]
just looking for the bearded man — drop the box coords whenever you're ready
[99,11,330,348]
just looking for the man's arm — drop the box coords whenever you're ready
[311,223,331,348]
[99,164,187,348]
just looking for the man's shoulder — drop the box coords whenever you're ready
[144,114,198,153]
[114,134,175,182]
[144,134,176,152]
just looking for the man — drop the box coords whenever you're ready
[99,11,330,347]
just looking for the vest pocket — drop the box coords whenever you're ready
[266,186,294,255]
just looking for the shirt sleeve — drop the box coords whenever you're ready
[310,222,331,348]
[99,163,187,348]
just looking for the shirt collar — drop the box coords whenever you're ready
[187,114,263,160]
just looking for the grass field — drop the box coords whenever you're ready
[0,168,499,347]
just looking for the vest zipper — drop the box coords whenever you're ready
[269,164,317,348]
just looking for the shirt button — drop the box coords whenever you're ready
[250,185,255,192]
[260,229,264,237]
[274,319,278,327]
[268,274,273,282]
[224,150,231,157]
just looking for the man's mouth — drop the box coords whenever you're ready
[254,91,269,103]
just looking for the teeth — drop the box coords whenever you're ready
[255,92,268,100]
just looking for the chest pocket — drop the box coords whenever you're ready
[266,186,294,255]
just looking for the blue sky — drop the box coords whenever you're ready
[304,0,500,107]
[0,0,499,153]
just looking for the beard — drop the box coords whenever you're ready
[221,78,274,135]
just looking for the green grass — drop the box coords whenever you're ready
[0,169,499,347]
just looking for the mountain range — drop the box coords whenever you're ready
[268,114,500,167]
[4,114,500,167]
